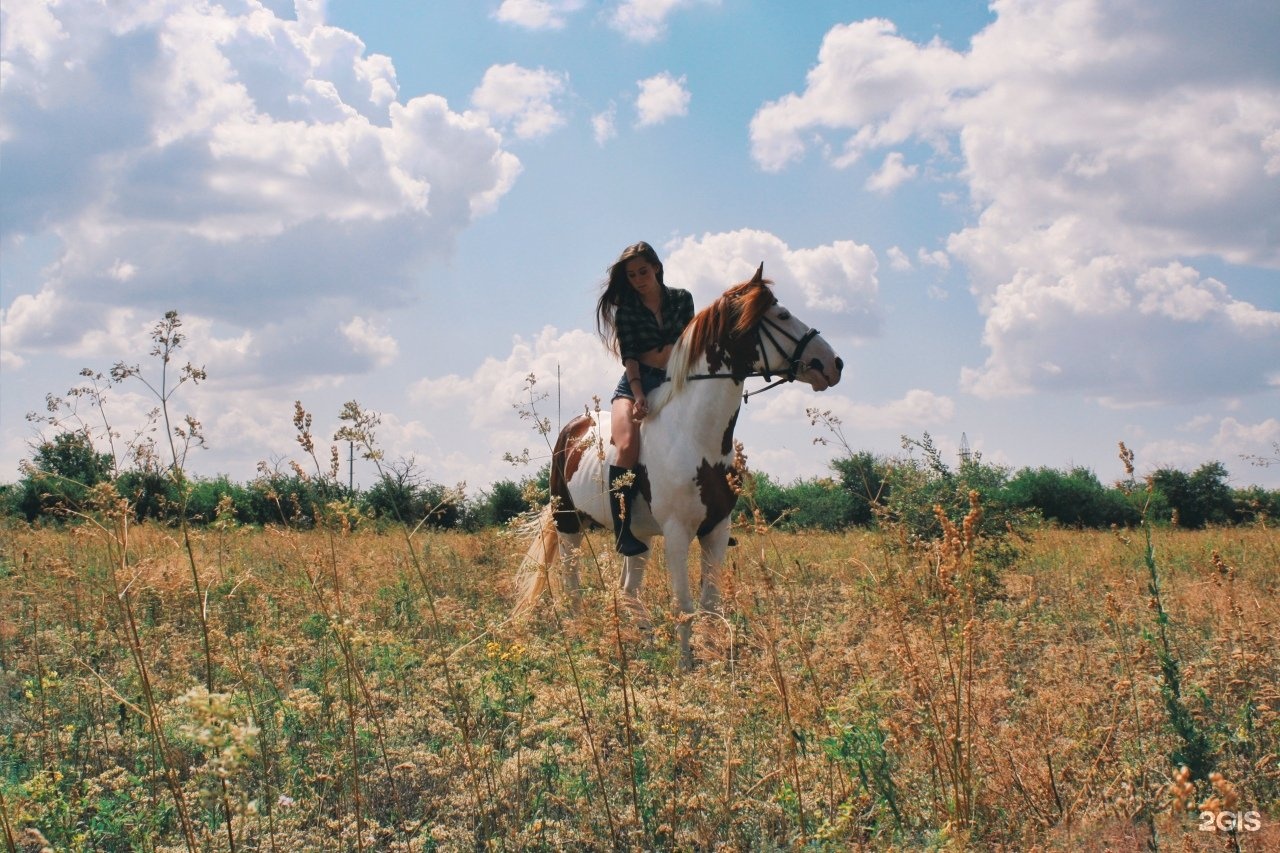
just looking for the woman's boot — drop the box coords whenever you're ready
[608,465,648,556]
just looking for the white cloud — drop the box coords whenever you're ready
[493,0,585,31]
[865,151,918,194]
[752,386,955,432]
[749,18,969,173]
[917,249,949,269]
[635,72,690,127]
[0,0,521,385]
[341,316,398,368]
[1214,417,1280,463]
[664,229,882,333]
[592,103,618,145]
[407,326,616,484]
[608,0,717,43]
[411,326,613,428]
[1265,130,1280,176]
[751,0,1280,406]
[470,63,569,140]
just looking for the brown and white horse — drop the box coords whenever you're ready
[515,265,843,668]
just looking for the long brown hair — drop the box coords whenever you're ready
[595,241,664,356]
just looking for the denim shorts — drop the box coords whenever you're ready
[612,362,668,402]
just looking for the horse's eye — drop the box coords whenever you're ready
[778,310,791,320]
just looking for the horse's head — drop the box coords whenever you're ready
[664,264,843,400]
[748,264,843,391]
[705,263,843,391]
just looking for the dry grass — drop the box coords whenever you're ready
[1,518,1278,851]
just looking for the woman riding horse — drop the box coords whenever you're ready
[595,241,694,555]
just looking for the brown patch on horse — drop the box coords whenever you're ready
[694,458,738,537]
[550,415,594,534]
[720,410,738,457]
[680,273,778,379]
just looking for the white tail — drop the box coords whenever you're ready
[512,504,560,614]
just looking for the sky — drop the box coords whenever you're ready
[2,0,1279,499]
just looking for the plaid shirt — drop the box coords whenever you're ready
[616,286,694,362]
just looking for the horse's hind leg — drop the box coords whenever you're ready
[619,551,653,634]
[558,532,583,613]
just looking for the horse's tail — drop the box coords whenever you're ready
[512,503,560,615]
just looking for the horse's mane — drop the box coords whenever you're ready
[650,276,776,414]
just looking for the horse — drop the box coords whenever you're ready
[514,264,843,668]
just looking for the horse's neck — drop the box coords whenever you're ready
[645,356,743,457]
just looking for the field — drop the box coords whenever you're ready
[2,513,1278,851]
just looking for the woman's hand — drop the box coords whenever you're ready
[633,393,649,420]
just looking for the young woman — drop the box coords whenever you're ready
[595,241,695,555]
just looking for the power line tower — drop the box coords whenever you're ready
[958,432,972,465]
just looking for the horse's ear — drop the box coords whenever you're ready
[752,262,764,284]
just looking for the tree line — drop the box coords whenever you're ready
[5,427,1275,532]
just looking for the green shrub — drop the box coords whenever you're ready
[11,430,114,522]
[1001,466,1139,528]
[1150,462,1234,528]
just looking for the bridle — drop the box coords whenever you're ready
[689,311,824,402]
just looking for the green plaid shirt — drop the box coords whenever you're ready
[616,286,694,362]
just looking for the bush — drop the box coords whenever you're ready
[187,476,256,525]
[115,468,180,522]
[829,451,886,526]
[246,471,334,527]
[1230,485,1280,525]
[11,431,114,522]
[472,479,532,528]
[745,473,858,531]
[1002,466,1139,528]
[883,434,1021,541]
[1151,462,1234,528]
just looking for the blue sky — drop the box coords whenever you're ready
[2,0,1278,495]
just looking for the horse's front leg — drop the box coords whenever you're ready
[697,522,731,614]
[664,530,697,670]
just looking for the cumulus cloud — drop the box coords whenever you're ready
[341,316,398,368]
[749,18,969,173]
[407,326,615,484]
[608,0,717,43]
[471,63,570,140]
[0,0,521,383]
[493,0,585,30]
[751,386,955,432]
[958,259,1280,404]
[411,326,611,426]
[664,229,882,334]
[750,0,1280,406]
[635,72,690,127]
[1139,416,1280,481]
[918,249,949,269]
[865,151,918,194]
[592,103,618,145]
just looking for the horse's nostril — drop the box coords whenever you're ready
[834,357,844,372]
[809,358,824,372]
